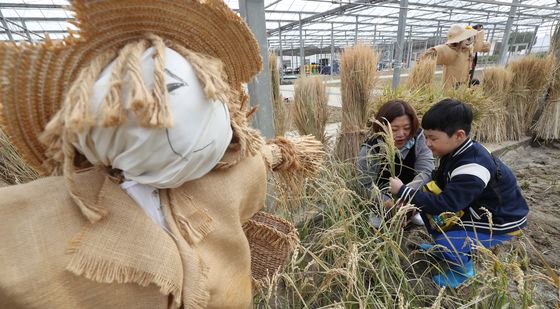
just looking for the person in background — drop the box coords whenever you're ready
[358,100,435,228]
[389,99,529,288]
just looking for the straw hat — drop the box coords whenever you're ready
[0,0,262,175]
[446,24,479,44]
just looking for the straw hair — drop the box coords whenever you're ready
[269,53,287,136]
[336,44,378,161]
[0,0,262,176]
[293,76,329,144]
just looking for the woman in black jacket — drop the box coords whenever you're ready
[358,100,434,227]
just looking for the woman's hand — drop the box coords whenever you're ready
[389,177,403,195]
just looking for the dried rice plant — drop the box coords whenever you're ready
[269,53,287,136]
[293,75,329,144]
[445,84,494,129]
[533,24,560,140]
[506,55,555,140]
[336,44,378,161]
[0,129,39,185]
[372,84,495,142]
[267,135,326,207]
[475,67,512,143]
[405,57,437,92]
[254,154,553,308]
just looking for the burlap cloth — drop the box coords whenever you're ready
[0,148,266,309]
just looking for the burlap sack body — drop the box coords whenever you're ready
[0,148,266,309]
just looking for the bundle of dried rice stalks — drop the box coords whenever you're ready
[476,67,512,143]
[506,55,554,140]
[442,85,495,129]
[269,53,287,136]
[405,57,436,92]
[371,84,494,141]
[336,44,378,161]
[266,135,325,207]
[293,75,329,144]
[533,23,560,140]
[0,129,39,185]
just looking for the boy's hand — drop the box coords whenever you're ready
[389,177,403,195]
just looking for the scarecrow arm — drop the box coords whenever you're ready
[473,31,490,53]
[422,44,454,66]
[262,135,324,176]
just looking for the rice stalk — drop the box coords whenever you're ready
[0,129,39,185]
[293,75,329,144]
[477,67,511,143]
[405,57,437,92]
[533,24,560,140]
[506,55,555,140]
[372,84,496,142]
[270,52,287,136]
[336,44,378,162]
[254,152,558,308]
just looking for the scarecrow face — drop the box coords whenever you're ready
[74,47,233,188]
[461,36,475,49]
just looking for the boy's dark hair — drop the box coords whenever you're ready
[373,99,420,138]
[421,99,472,136]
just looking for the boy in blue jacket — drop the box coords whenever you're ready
[389,99,529,288]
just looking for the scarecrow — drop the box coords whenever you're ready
[422,24,490,88]
[0,1,323,308]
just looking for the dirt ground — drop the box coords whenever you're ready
[499,142,560,270]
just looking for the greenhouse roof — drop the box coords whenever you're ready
[0,0,557,50]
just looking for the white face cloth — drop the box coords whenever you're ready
[74,47,232,188]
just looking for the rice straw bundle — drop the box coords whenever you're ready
[533,66,560,140]
[476,67,512,143]
[269,53,287,136]
[445,84,493,127]
[533,23,560,140]
[293,75,329,144]
[405,57,437,92]
[506,55,554,140]
[0,129,39,185]
[266,135,325,206]
[336,44,378,161]
[372,83,446,123]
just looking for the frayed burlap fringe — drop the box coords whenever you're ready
[163,189,211,309]
[168,191,215,247]
[65,251,183,308]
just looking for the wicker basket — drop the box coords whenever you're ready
[243,211,299,286]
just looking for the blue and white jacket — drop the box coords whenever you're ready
[397,138,529,234]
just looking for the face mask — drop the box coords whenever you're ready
[74,47,232,188]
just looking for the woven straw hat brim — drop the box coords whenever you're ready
[0,0,262,174]
[446,28,478,44]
